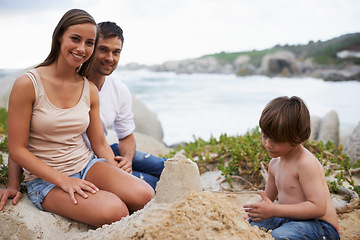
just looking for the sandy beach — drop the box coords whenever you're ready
[1,154,359,240]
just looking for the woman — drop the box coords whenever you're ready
[7,9,154,227]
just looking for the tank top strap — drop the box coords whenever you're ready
[82,76,90,104]
[26,69,39,99]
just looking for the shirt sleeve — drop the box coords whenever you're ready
[113,80,136,140]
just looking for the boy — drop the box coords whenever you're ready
[243,96,340,239]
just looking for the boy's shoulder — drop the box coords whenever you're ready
[296,146,322,172]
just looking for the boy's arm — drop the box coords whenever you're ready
[264,161,278,202]
[244,156,327,221]
[273,157,327,219]
[243,160,278,220]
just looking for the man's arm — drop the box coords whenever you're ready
[0,157,23,210]
[116,133,136,173]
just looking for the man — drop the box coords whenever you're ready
[82,21,166,190]
[0,22,165,210]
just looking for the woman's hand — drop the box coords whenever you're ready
[243,190,275,221]
[0,188,22,210]
[59,177,99,205]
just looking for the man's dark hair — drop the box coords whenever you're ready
[98,21,124,44]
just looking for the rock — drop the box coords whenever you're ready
[105,130,171,156]
[233,55,250,68]
[155,57,233,74]
[0,192,90,240]
[132,94,164,142]
[344,122,360,163]
[236,64,257,76]
[311,65,360,81]
[154,153,202,204]
[318,111,340,147]
[310,115,321,141]
[133,132,170,156]
[259,50,299,76]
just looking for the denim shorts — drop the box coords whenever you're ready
[249,217,340,240]
[26,156,106,211]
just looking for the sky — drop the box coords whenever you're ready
[0,0,360,69]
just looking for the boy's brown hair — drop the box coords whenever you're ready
[259,96,311,145]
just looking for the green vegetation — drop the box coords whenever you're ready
[0,107,359,201]
[202,49,278,68]
[201,32,360,67]
[164,127,360,198]
[0,108,9,187]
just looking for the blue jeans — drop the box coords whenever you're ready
[249,217,340,240]
[110,143,166,190]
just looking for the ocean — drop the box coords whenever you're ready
[115,70,360,146]
[1,69,359,146]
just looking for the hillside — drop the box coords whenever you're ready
[203,32,360,67]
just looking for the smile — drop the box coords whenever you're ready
[71,52,85,60]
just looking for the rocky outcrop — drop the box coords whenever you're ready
[132,94,164,142]
[310,111,340,147]
[317,111,340,147]
[344,122,360,163]
[119,50,360,81]
[259,51,299,76]
[152,57,234,74]
[311,65,360,81]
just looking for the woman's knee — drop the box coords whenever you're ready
[96,192,129,226]
[129,183,155,210]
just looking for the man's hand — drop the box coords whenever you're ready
[114,156,132,173]
[242,190,275,221]
[0,188,22,211]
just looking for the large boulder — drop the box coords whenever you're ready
[310,115,321,141]
[105,130,170,156]
[310,111,340,148]
[132,94,164,142]
[0,193,90,240]
[156,57,232,74]
[259,50,299,76]
[318,111,340,147]
[344,122,360,163]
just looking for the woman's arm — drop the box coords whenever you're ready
[0,158,23,210]
[8,75,98,204]
[86,82,117,165]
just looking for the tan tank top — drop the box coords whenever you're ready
[24,69,93,181]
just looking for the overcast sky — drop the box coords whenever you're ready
[0,0,359,69]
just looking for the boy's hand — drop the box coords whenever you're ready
[243,190,274,221]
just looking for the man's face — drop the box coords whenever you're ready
[93,36,122,76]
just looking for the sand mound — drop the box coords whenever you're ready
[76,192,273,240]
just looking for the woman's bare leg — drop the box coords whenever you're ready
[42,187,128,227]
[85,161,155,211]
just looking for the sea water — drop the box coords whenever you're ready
[1,69,359,146]
[115,69,360,146]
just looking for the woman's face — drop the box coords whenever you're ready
[58,23,97,68]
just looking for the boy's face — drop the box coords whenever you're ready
[262,135,294,158]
